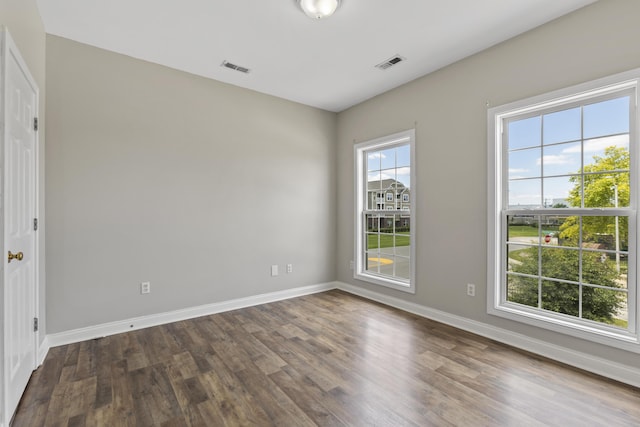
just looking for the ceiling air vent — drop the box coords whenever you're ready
[221,60,250,74]
[375,55,405,70]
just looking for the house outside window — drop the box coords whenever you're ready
[355,130,415,293]
[488,69,640,350]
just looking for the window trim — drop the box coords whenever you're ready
[488,69,640,352]
[354,129,416,293]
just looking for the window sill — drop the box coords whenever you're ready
[354,272,415,294]
[489,302,640,353]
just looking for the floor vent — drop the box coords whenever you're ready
[375,55,405,70]
[221,60,250,74]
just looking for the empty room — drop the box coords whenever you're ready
[2,0,640,425]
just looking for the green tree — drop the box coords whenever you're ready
[510,248,623,324]
[559,146,629,248]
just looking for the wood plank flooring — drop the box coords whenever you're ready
[12,290,640,426]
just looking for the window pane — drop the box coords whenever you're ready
[367,151,381,171]
[583,135,629,168]
[508,147,540,179]
[581,250,624,288]
[366,215,380,232]
[397,216,410,234]
[543,107,581,145]
[507,215,538,242]
[542,142,581,176]
[584,96,630,139]
[367,184,383,209]
[581,216,628,251]
[582,286,629,328]
[583,172,629,208]
[395,234,410,248]
[541,280,579,316]
[507,244,535,272]
[380,148,396,170]
[509,178,540,208]
[543,176,576,208]
[546,215,578,247]
[508,116,541,150]
[395,256,411,280]
[582,288,627,328]
[367,233,380,251]
[507,275,538,308]
[541,248,578,282]
[396,145,410,168]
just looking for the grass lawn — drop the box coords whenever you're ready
[368,233,410,249]
[508,225,559,237]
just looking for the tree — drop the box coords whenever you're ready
[559,146,629,248]
[510,247,623,324]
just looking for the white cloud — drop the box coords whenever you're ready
[368,172,393,181]
[367,152,386,160]
[537,154,572,165]
[562,134,629,154]
[509,168,529,173]
[396,167,410,176]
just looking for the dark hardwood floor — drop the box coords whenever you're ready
[12,290,640,426]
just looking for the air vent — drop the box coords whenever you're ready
[375,55,406,70]
[221,60,250,74]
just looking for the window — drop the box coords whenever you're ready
[403,193,410,202]
[488,70,640,350]
[355,129,415,292]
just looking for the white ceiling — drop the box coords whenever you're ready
[36,0,596,112]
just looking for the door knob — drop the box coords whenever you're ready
[8,251,23,263]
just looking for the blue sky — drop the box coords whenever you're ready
[508,96,630,207]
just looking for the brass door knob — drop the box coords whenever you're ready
[8,251,23,263]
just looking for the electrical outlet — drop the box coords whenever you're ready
[271,265,279,276]
[466,283,476,297]
[349,260,354,270]
[140,282,151,294]
[287,264,293,273]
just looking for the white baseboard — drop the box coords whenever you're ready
[37,335,50,366]
[336,281,640,389]
[46,282,337,348]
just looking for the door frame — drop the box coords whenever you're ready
[0,26,41,426]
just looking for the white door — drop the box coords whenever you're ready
[2,28,38,424]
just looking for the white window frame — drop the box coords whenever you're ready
[488,69,640,351]
[355,129,416,293]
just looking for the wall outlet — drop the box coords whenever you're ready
[271,265,279,276]
[140,282,151,294]
[286,263,293,273]
[467,283,476,297]
[349,260,354,270]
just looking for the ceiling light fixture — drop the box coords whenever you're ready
[298,0,341,19]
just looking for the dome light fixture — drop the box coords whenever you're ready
[298,0,342,19]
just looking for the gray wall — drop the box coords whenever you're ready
[45,36,337,333]
[337,0,640,369]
